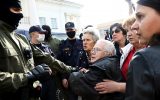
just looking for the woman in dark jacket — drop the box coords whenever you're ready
[125,0,160,100]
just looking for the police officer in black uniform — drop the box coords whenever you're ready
[57,22,85,100]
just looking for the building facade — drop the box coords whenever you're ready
[18,0,82,33]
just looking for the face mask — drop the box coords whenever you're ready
[37,34,45,43]
[66,31,76,38]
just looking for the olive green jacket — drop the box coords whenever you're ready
[0,20,72,100]
[47,37,61,56]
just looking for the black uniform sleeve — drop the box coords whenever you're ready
[56,40,65,62]
[125,52,155,100]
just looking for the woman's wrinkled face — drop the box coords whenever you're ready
[125,25,139,45]
[82,33,95,52]
[112,27,126,43]
[131,4,160,43]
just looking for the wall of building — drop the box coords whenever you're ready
[18,0,82,34]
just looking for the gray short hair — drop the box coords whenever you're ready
[97,39,116,56]
[83,27,100,43]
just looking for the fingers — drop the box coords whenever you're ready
[62,79,68,88]
[95,79,113,86]
[95,84,112,94]
[95,82,106,86]
[103,79,113,82]
[80,68,87,72]
[95,80,112,93]
[95,87,104,91]
[43,67,50,70]
[99,90,108,94]
[35,65,45,72]
[40,63,51,73]
[79,68,90,73]
[95,84,105,91]
[40,64,48,67]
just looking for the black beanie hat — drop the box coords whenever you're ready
[0,0,21,8]
[0,0,22,30]
[137,0,160,11]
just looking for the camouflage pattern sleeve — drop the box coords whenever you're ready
[31,44,73,73]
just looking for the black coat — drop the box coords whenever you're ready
[69,56,124,100]
[125,45,160,100]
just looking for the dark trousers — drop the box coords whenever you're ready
[41,77,57,100]
[69,90,78,100]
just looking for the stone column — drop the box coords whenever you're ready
[125,0,134,15]
[28,0,40,25]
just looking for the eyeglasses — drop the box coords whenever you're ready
[112,28,121,34]
[91,48,103,54]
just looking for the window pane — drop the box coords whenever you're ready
[39,17,46,25]
[51,18,58,29]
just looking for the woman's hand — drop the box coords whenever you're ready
[95,79,125,94]
[62,79,68,88]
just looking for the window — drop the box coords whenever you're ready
[20,16,30,24]
[51,18,58,29]
[39,17,46,25]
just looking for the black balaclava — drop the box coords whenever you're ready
[137,0,160,11]
[42,25,52,41]
[0,0,23,30]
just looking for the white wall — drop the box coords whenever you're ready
[18,0,82,33]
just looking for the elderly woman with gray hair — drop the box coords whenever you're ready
[69,39,124,100]
[77,27,100,68]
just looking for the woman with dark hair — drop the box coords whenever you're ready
[110,23,128,59]
[125,0,160,100]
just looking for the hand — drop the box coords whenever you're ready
[94,79,121,94]
[62,79,68,88]
[79,68,89,73]
[26,64,52,82]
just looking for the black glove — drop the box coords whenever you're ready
[71,67,79,72]
[26,64,52,82]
